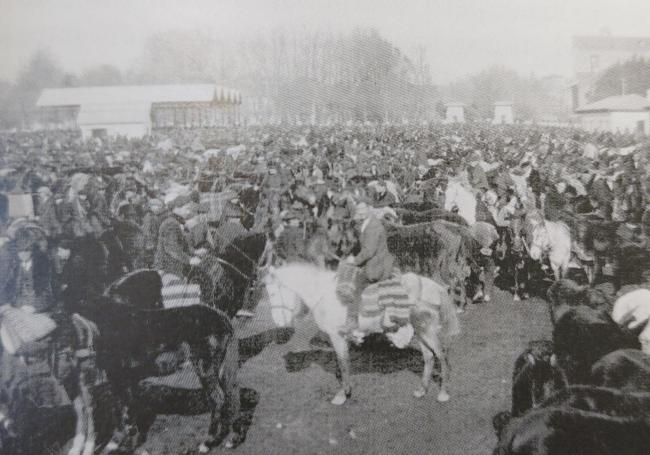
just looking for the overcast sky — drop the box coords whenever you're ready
[2,0,650,84]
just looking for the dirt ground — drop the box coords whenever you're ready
[142,288,552,455]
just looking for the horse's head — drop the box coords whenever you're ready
[262,266,301,328]
[528,224,549,261]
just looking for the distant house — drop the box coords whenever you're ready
[574,92,650,134]
[36,84,242,139]
[571,34,650,109]
[493,101,514,124]
[444,102,465,123]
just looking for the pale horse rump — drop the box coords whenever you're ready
[527,219,571,281]
[612,288,650,354]
[444,179,476,226]
[261,263,460,405]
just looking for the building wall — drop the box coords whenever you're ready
[445,105,465,123]
[493,105,514,124]
[577,111,649,134]
[610,111,649,134]
[577,112,611,132]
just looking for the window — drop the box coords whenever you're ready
[590,55,600,72]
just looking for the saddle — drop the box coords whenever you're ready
[336,262,414,347]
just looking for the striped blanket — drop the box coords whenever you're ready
[335,262,413,327]
[360,277,412,326]
[160,272,202,308]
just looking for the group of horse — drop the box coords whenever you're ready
[4,170,650,455]
[491,281,650,454]
[0,218,269,455]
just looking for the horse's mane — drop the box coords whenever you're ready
[220,230,267,272]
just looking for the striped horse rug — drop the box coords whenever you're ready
[160,272,202,308]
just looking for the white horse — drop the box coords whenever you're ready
[612,289,650,354]
[262,263,460,405]
[527,219,572,281]
[444,179,476,225]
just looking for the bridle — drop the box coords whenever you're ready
[265,269,327,320]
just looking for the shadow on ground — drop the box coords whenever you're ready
[284,334,431,377]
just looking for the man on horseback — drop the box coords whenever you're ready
[153,203,202,280]
[340,202,395,337]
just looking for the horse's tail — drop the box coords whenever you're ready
[438,285,461,340]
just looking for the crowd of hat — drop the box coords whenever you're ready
[1,123,650,256]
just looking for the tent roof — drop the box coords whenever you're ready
[575,94,650,113]
[37,84,240,107]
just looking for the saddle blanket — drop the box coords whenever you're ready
[360,277,413,327]
[160,273,202,308]
[0,306,56,355]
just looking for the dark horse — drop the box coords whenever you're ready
[194,230,269,318]
[68,270,243,454]
[59,233,250,453]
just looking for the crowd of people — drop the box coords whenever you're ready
[1,123,650,320]
[2,121,650,451]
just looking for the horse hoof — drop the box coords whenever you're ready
[437,391,450,402]
[198,442,210,454]
[413,387,426,398]
[103,441,119,454]
[67,435,85,455]
[331,390,348,405]
[82,441,96,455]
[484,294,491,303]
[513,294,520,302]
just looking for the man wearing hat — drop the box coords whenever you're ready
[153,203,201,279]
[340,202,394,336]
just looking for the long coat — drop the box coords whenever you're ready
[354,216,394,282]
[153,215,192,277]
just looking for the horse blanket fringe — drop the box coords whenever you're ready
[335,262,358,304]
[160,272,202,308]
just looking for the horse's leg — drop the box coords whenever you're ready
[415,319,450,402]
[219,338,242,449]
[329,333,352,405]
[67,396,86,455]
[413,339,434,399]
[80,377,96,455]
[192,335,239,453]
[512,256,521,301]
[482,258,495,303]
[551,259,561,281]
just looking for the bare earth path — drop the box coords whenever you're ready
[143,288,551,455]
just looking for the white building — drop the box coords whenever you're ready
[444,102,465,123]
[574,92,650,134]
[36,84,241,139]
[571,34,650,109]
[493,101,514,124]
